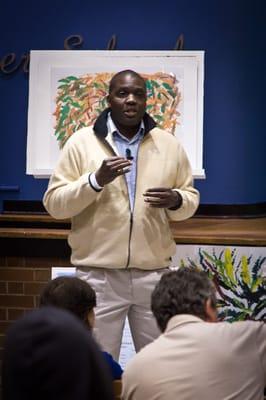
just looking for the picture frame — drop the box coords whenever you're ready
[27,50,205,178]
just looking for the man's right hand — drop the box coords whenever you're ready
[95,156,132,187]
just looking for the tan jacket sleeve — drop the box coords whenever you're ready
[166,142,199,221]
[43,136,100,220]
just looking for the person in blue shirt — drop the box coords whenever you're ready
[39,276,123,380]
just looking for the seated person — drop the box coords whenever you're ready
[39,276,123,379]
[2,307,114,400]
[122,267,266,400]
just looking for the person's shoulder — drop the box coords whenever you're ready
[61,126,96,150]
[232,320,265,333]
[148,127,186,158]
[123,339,161,385]
[150,126,175,138]
[101,351,119,366]
[101,351,123,380]
[149,127,182,145]
[67,126,94,142]
[127,337,160,368]
[219,320,265,329]
[211,320,265,338]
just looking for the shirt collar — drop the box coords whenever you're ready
[107,112,144,142]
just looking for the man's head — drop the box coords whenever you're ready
[40,276,96,330]
[107,70,147,136]
[151,268,217,332]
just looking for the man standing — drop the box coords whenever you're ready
[122,268,266,400]
[43,70,199,360]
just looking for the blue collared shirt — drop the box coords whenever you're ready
[107,114,144,211]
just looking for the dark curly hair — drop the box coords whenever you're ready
[40,276,96,328]
[151,268,216,332]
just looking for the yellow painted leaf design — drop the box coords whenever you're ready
[251,277,263,292]
[54,71,182,147]
[241,255,251,286]
[224,248,235,283]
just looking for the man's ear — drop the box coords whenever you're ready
[205,298,218,322]
[86,309,95,329]
[106,94,110,106]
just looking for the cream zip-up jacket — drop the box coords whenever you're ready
[43,111,199,270]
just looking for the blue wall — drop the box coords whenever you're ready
[1,0,265,211]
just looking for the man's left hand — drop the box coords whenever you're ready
[143,188,182,209]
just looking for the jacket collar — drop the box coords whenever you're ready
[93,107,157,139]
[165,314,204,333]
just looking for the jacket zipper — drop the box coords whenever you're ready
[100,135,143,269]
[125,135,145,268]
[125,212,133,268]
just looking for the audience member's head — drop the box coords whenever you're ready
[151,267,217,332]
[39,276,96,329]
[2,307,114,400]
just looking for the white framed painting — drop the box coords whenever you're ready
[27,50,205,178]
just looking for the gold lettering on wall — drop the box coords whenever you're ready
[0,33,184,76]
[174,34,184,50]
[64,35,84,50]
[0,52,30,74]
[106,34,117,50]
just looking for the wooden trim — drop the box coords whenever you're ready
[195,202,266,218]
[3,200,266,218]
[170,218,266,246]
[1,203,266,246]
[0,217,265,246]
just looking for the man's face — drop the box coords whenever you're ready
[107,73,147,130]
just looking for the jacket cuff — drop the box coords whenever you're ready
[88,173,103,192]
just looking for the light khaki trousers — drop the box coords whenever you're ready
[76,267,168,361]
